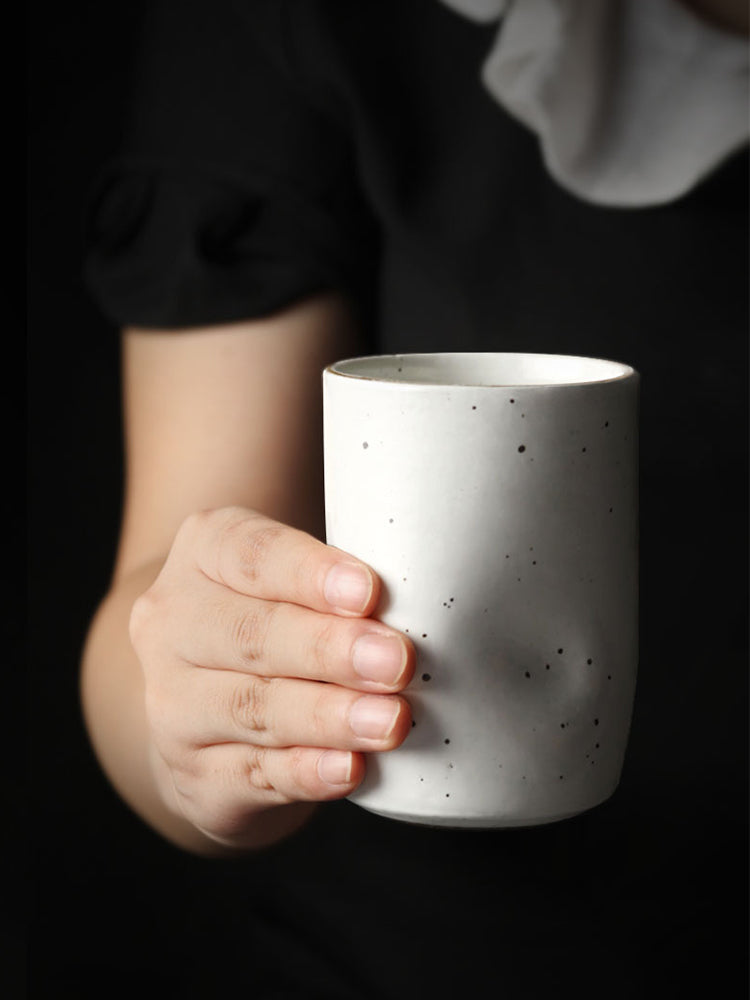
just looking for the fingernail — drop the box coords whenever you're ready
[324,563,372,614]
[352,634,406,685]
[317,750,353,785]
[349,696,400,740]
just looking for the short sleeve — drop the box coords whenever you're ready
[83,0,378,328]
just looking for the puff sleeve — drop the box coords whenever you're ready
[83,0,377,328]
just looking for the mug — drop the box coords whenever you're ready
[323,353,639,827]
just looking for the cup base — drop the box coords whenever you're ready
[350,799,606,829]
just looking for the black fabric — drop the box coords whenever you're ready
[82,1,748,997]
[84,0,379,328]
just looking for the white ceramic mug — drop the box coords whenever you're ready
[323,353,639,828]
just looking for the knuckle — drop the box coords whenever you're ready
[178,507,241,564]
[228,676,271,735]
[230,602,273,664]
[129,588,161,653]
[311,617,339,681]
[231,517,283,584]
[175,508,214,548]
[169,746,202,783]
[241,746,276,793]
[178,508,204,537]
[309,686,331,743]
[287,746,315,793]
[290,544,321,596]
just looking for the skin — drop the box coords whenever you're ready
[80,293,415,855]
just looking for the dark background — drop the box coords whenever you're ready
[28,3,240,996]
[28,3,749,998]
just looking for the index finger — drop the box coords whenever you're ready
[184,506,380,617]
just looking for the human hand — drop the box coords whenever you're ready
[129,506,414,847]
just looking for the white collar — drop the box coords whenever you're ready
[439,0,749,206]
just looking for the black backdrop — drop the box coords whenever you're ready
[28,3,749,998]
[28,3,232,996]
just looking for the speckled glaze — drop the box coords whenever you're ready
[324,353,639,828]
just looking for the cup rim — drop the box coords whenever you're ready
[325,352,637,388]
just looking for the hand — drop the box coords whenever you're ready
[129,506,414,847]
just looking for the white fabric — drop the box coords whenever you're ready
[439,0,749,206]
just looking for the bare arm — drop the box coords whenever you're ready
[80,293,413,855]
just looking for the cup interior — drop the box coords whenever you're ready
[327,353,634,387]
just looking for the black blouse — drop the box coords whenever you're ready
[83,2,748,997]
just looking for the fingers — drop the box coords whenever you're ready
[157,668,412,752]
[182,506,380,617]
[168,578,414,691]
[154,742,368,846]
[164,745,368,843]
[135,505,411,846]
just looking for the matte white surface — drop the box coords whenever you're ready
[324,353,639,828]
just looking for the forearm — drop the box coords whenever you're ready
[80,557,318,856]
[81,296,362,854]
